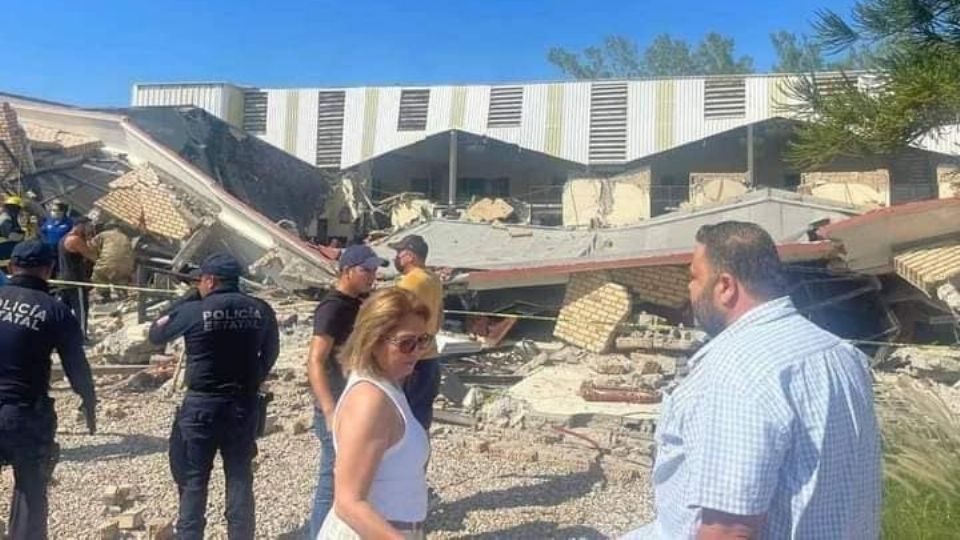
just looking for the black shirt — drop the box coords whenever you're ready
[312,289,362,400]
[0,275,95,403]
[148,285,280,395]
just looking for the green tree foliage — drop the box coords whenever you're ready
[786,0,960,168]
[548,33,754,78]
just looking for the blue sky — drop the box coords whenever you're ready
[4,0,856,107]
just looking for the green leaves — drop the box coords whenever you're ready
[787,0,960,168]
[548,33,754,79]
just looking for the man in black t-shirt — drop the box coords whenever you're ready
[307,244,387,536]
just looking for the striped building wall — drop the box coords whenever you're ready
[132,75,958,171]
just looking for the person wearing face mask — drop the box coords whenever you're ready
[317,287,433,540]
[307,244,388,539]
[39,201,73,254]
[621,222,880,540]
[387,235,443,432]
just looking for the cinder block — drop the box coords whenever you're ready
[118,508,144,530]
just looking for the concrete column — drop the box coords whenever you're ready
[448,130,459,206]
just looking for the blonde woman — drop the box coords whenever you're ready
[318,288,434,540]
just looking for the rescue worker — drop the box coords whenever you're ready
[0,240,96,540]
[38,201,73,253]
[148,253,279,540]
[0,195,26,269]
[58,218,96,337]
[89,222,135,301]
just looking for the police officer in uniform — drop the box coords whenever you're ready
[0,240,96,540]
[148,253,279,539]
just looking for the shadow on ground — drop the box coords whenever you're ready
[59,432,168,462]
[428,459,604,537]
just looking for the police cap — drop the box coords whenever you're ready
[11,240,55,268]
[199,253,244,280]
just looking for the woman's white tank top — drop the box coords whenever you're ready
[333,372,430,522]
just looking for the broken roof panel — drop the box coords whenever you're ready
[9,96,338,284]
[372,220,597,270]
[376,188,859,277]
[819,197,960,274]
[122,106,330,230]
[594,188,860,258]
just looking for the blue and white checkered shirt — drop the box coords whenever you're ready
[623,297,881,539]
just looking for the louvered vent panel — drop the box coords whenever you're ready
[589,82,628,163]
[487,86,524,128]
[398,89,430,131]
[704,78,746,119]
[814,73,851,97]
[315,91,346,169]
[242,89,267,134]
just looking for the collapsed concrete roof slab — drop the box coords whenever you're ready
[376,188,858,289]
[819,197,960,275]
[467,243,836,291]
[9,96,337,282]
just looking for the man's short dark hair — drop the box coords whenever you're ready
[695,221,785,300]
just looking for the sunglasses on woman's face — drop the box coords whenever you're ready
[386,333,435,354]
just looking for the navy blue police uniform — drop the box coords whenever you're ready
[149,253,279,540]
[0,241,96,540]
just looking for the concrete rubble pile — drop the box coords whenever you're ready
[1,97,340,297]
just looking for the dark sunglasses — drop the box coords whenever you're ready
[386,333,435,354]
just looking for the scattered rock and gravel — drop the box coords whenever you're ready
[0,351,654,539]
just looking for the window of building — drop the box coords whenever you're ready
[589,82,628,163]
[487,86,524,128]
[398,89,430,131]
[315,91,346,169]
[242,89,268,134]
[704,77,746,119]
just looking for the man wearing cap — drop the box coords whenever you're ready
[307,244,386,538]
[389,234,444,430]
[0,240,96,539]
[149,253,279,539]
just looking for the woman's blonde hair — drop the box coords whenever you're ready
[339,287,431,377]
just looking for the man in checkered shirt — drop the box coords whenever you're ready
[624,222,881,539]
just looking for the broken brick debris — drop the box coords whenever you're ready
[0,102,35,179]
[554,274,631,353]
[95,164,196,240]
[579,380,661,404]
[23,121,102,157]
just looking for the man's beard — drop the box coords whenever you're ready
[691,282,728,337]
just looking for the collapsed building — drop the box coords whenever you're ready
[1,93,339,294]
[6,76,960,457]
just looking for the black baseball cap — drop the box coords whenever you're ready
[339,245,388,271]
[11,241,55,268]
[199,253,244,279]
[388,234,429,260]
